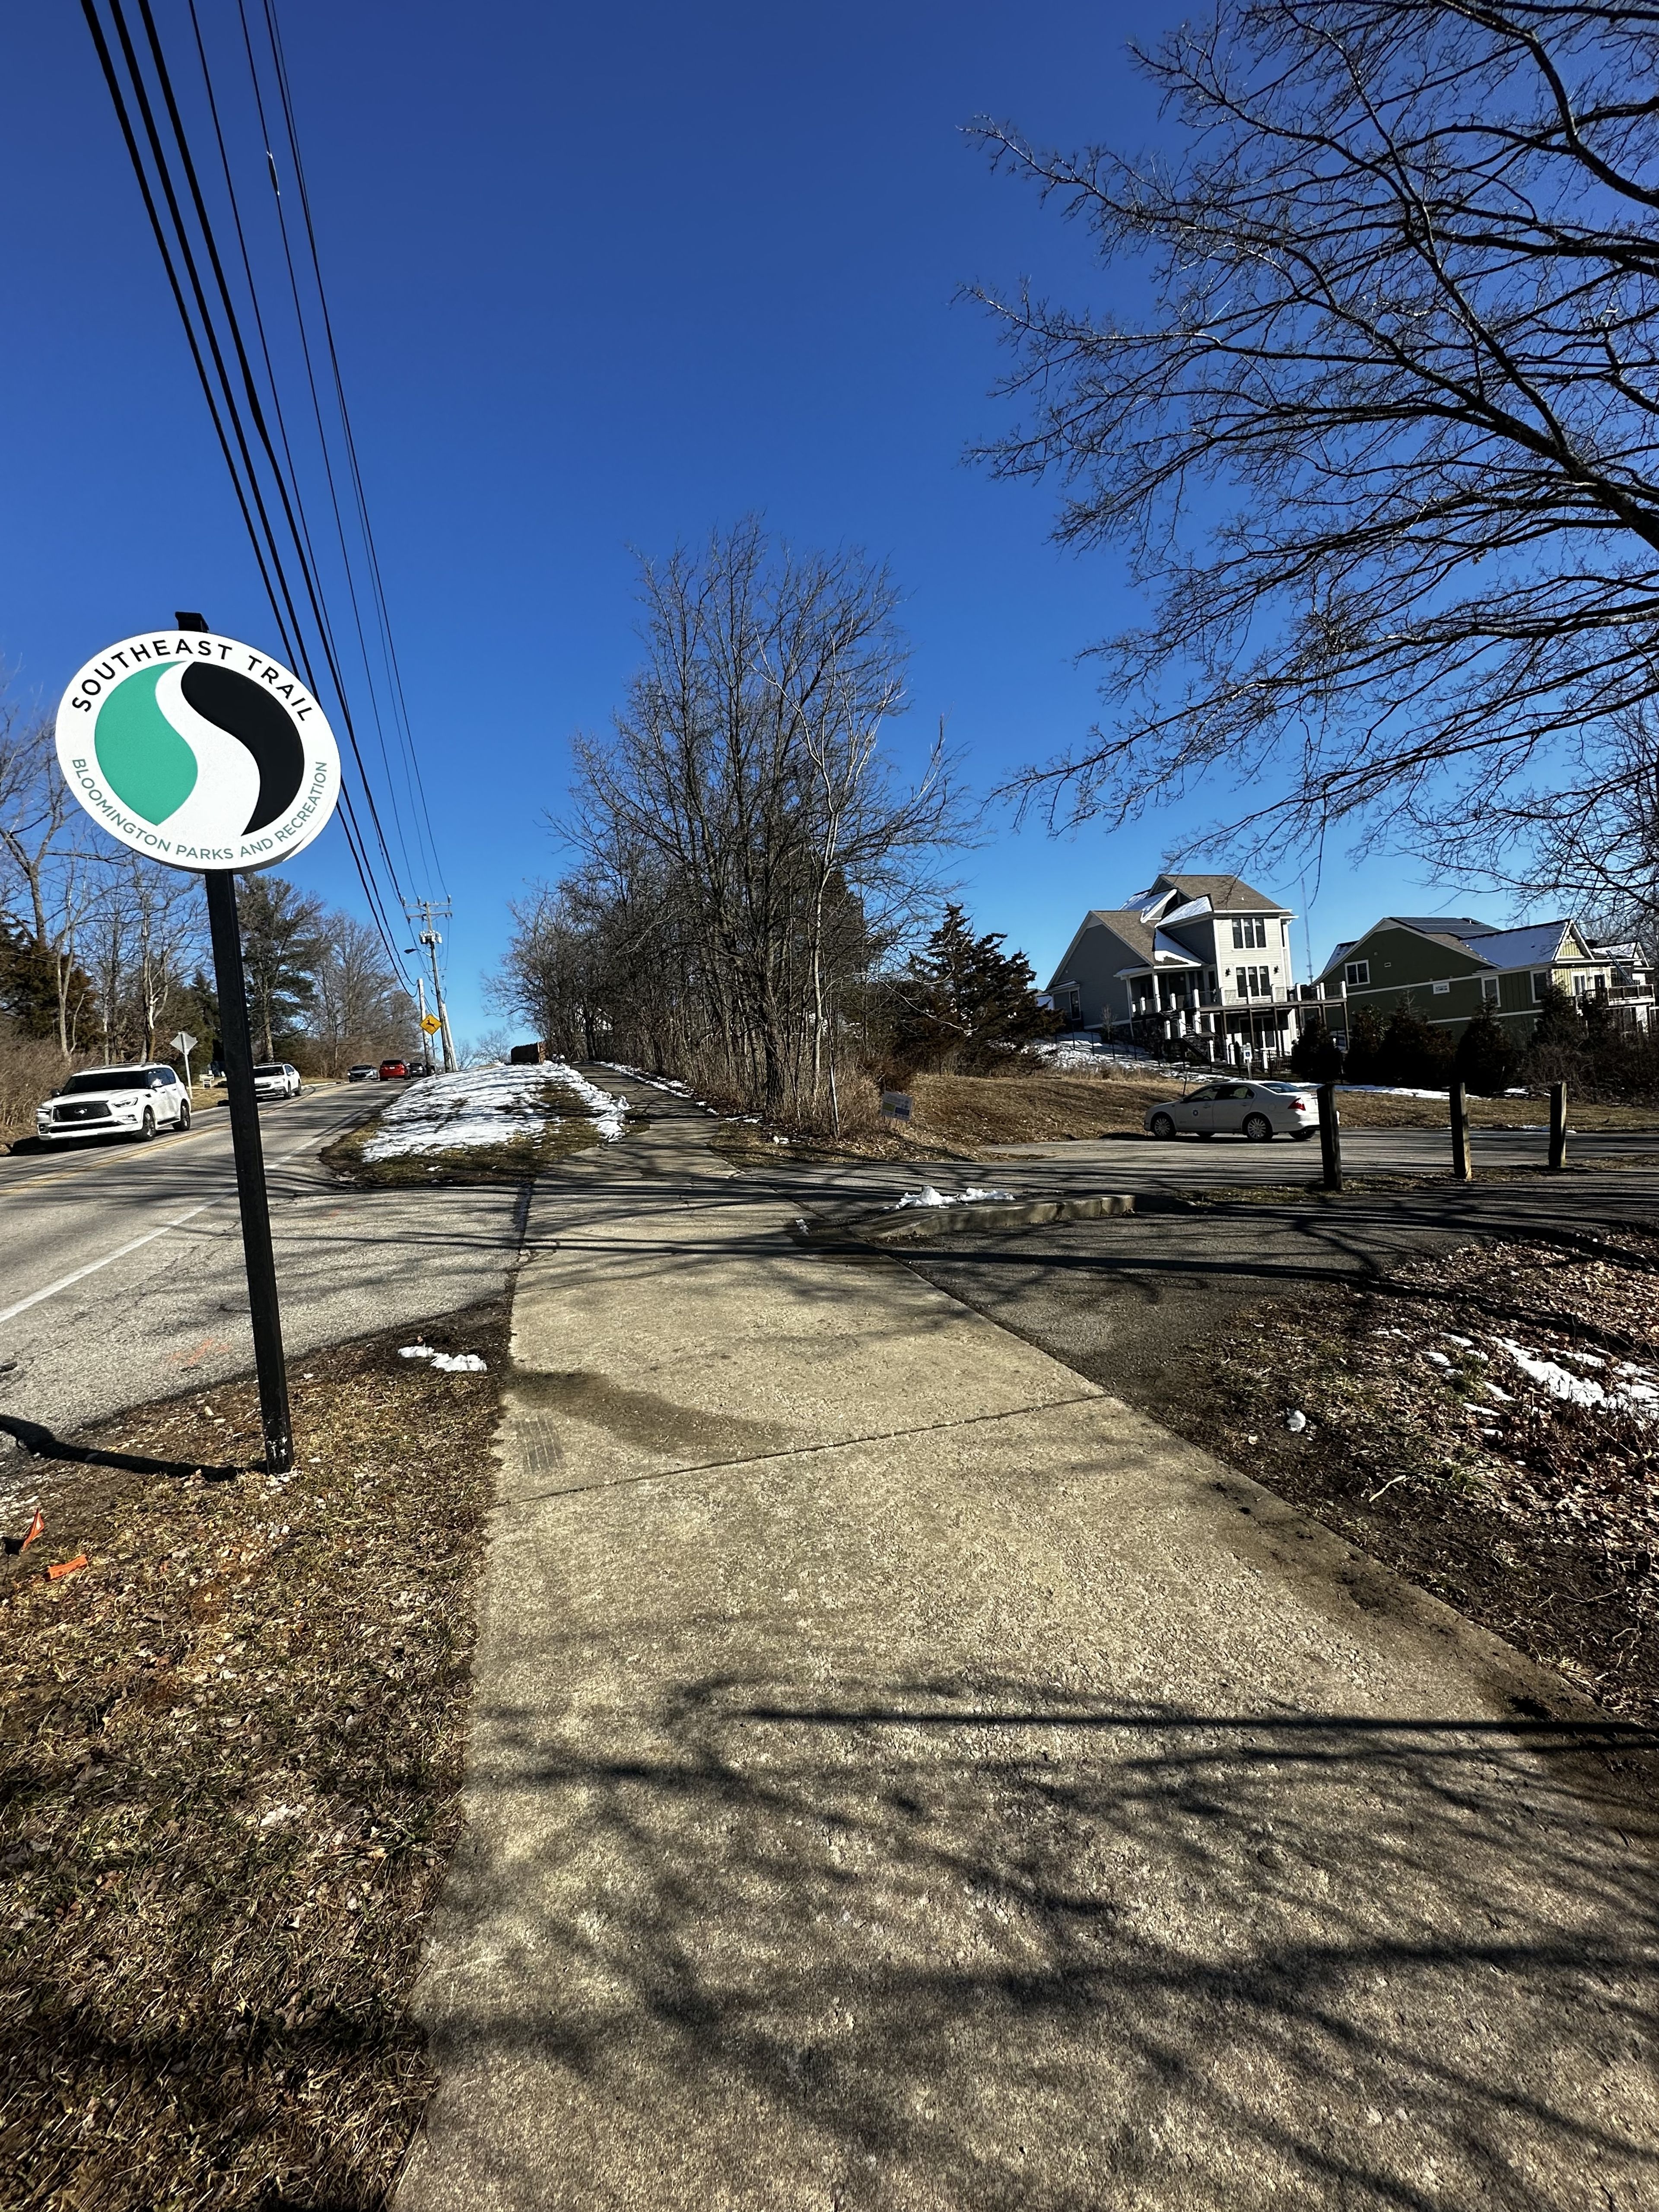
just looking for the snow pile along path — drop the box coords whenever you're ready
[890,1185,1017,1211]
[362,1062,626,1161]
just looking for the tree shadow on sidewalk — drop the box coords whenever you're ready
[423,1662,1659,2210]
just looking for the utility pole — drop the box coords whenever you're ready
[404,898,455,1072]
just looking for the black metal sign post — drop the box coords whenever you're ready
[175,611,293,1473]
[203,866,293,1471]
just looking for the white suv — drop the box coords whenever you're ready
[254,1062,302,1100]
[37,1064,191,1144]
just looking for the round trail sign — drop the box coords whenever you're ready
[55,629,342,873]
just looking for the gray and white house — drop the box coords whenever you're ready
[1045,874,1303,1062]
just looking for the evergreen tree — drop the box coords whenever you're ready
[890,903,1059,1073]
[1453,1002,1519,1095]
[1341,1006,1385,1084]
[1376,1001,1454,1089]
[0,926,64,1038]
[235,875,325,1061]
[0,926,95,1044]
[1526,983,1587,1084]
[1290,1011,1344,1081]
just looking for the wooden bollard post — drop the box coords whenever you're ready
[1317,1082,1343,1192]
[1548,1081,1567,1171]
[1450,1078,1471,1181]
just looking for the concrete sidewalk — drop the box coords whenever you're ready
[398,1087,1658,2211]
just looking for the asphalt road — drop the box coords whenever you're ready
[0,1083,524,1516]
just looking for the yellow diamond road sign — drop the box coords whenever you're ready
[420,1014,442,1034]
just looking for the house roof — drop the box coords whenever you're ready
[1386,916,1495,938]
[1459,921,1577,970]
[1318,914,1589,979]
[1112,928,1202,977]
[1069,908,1157,969]
[1127,873,1287,916]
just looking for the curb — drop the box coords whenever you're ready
[814,1192,1136,1246]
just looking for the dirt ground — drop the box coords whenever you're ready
[0,1301,508,2211]
[1157,1234,1659,1727]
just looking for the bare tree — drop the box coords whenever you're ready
[488,526,966,1118]
[0,699,100,1055]
[543,522,963,1119]
[969,1,1659,893]
[78,859,204,1064]
[311,912,416,1074]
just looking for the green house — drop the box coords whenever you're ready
[1314,916,1637,1041]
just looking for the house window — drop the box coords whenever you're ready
[1236,965,1271,997]
[1531,971,1551,1002]
[1230,915,1267,949]
[1431,980,1450,996]
[1344,959,1370,988]
[1480,975,1499,1002]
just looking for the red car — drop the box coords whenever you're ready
[379,1059,408,1080]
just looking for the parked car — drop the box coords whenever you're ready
[35,1063,191,1144]
[253,1062,301,1100]
[379,1059,408,1080]
[1144,1079,1320,1143]
[347,1064,377,1082]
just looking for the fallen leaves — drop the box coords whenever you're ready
[0,1299,506,2209]
[1175,1231,1659,1723]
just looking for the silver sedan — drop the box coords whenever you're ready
[1144,1080,1321,1143]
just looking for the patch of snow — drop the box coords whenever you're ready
[1337,1084,1451,1100]
[362,1062,625,1160]
[399,1344,487,1374]
[890,1185,1017,1210]
[1423,1350,1453,1369]
[1441,1333,1475,1350]
[1285,1409,1308,1433]
[1037,1037,1108,1069]
[1494,1338,1657,1421]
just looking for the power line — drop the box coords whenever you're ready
[80,0,443,996]
[132,0,411,901]
[257,0,448,900]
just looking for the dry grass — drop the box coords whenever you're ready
[1334,1090,1659,1131]
[903,1072,1659,1151]
[0,1302,508,2209]
[905,1071,1170,1149]
[1164,1236,1659,1725]
[0,1036,83,1150]
[695,1065,1659,1168]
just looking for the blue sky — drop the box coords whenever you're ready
[2,0,1486,1039]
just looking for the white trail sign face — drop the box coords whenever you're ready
[55,629,341,873]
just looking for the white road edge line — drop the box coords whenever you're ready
[0,1107,370,1330]
[0,1201,219,1326]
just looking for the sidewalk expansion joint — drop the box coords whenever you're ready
[492,1386,1111,1510]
